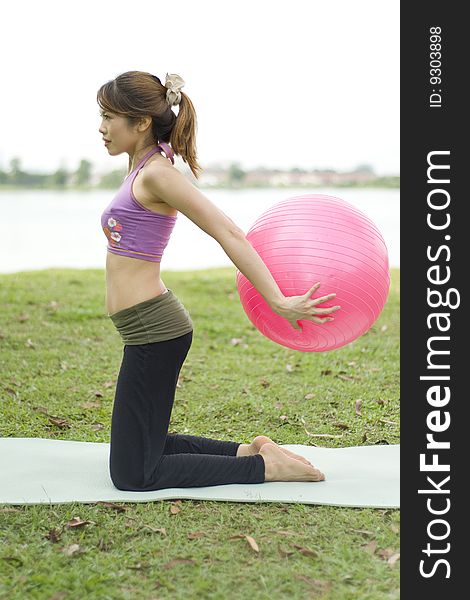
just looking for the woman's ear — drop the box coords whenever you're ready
[137,116,153,133]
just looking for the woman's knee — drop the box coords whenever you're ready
[110,469,132,491]
[109,462,142,491]
[110,473,146,492]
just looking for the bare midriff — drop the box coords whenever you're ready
[105,253,168,317]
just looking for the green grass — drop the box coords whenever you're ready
[0,267,400,600]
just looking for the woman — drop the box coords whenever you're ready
[98,71,340,491]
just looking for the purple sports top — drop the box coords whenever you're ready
[101,144,177,263]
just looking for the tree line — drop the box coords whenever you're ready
[0,158,125,189]
[0,158,399,189]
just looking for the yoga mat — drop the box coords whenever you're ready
[0,438,399,508]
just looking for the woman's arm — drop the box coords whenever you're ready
[143,163,340,328]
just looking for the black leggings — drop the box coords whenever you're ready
[109,331,265,491]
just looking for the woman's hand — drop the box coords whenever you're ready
[271,282,340,330]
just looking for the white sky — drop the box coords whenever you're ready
[0,0,399,176]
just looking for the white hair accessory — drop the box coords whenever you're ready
[165,73,185,107]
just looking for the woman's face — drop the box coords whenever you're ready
[98,110,139,155]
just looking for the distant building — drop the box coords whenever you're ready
[197,165,378,187]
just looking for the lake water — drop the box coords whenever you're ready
[0,187,399,274]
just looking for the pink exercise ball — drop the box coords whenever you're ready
[236,194,390,352]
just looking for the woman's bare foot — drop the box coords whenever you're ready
[259,443,325,482]
[237,435,314,467]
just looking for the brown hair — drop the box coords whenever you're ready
[97,70,202,179]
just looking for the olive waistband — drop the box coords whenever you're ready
[109,289,193,345]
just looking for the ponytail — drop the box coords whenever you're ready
[170,91,202,179]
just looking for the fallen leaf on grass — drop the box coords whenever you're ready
[309,433,343,438]
[355,399,363,416]
[91,423,105,431]
[66,516,94,528]
[350,528,374,536]
[187,531,206,540]
[48,417,70,429]
[292,543,318,557]
[231,338,243,346]
[45,528,61,543]
[333,422,350,430]
[170,500,183,514]
[81,401,101,410]
[300,417,343,438]
[286,363,294,372]
[378,548,398,561]
[127,562,151,571]
[362,541,400,566]
[162,557,197,569]
[245,535,259,552]
[229,533,260,553]
[178,374,192,386]
[304,393,315,400]
[294,575,332,594]
[97,538,112,552]
[124,515,167,534]
[379,418,398,425]
[335,371,357,381]
[259,378,270,388]
[62,544,80,556]
[269,529,297,537]
[97,501,127,512]
[18,314,29,322]
[362,540,378,554]
[26,339,35,348]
